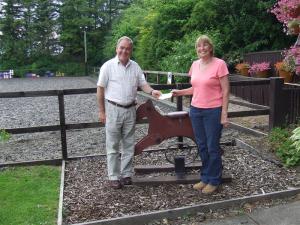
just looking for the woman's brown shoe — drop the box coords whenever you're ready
[202,184,218,194]
[193,181,207,191]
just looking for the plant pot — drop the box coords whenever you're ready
[289,6,300,18]
[278,70,293,83]
[239,68,249,76]
[254,70,269,78]
[288,24,300,35]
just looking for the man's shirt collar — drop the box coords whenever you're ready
[115,56,131,68]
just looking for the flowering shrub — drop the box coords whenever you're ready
[270,0,300,32]
[271,0,300,76]
[249,62,271,75]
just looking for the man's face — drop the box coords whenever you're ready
[116,39,132,64]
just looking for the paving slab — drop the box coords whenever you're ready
[202,200,300,225]
[249,200,300,225]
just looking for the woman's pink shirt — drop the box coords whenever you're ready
[189,57,229,108]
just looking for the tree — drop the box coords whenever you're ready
[0,0,27,69]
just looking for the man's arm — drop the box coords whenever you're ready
[140,83,161,99]
[97,86,106,123]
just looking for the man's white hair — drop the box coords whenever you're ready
[116,36,133,47]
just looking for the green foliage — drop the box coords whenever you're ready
[0,0,132,76]
[269,126,300,167]
[0,166,60,225]
[160,30,224,74]
[56,62,85,76]
[103,0,293,73]
[103,0,196,69]
[184,0,293,69]
[290,127,300,152]
[102,2,147,61]
[0,129,11,142]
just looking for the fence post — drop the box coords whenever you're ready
[58,90,68,159]
[269,77,285,130]
[176,83,183,147]
[168,72,175,103]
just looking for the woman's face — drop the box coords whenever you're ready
[196,41,212,59]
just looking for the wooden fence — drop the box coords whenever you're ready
[1,80,271,164]
[229,74,270,106]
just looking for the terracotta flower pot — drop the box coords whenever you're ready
[278,70,293,83]
[239,68,249,76]
[254,70,269,78]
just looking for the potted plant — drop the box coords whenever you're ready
[249,62,271,78]
[275,61,294,82]
[235,62,250,76]
[283,46,300,75]
[288,19,300,35]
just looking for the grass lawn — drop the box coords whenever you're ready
[0,165,61,225]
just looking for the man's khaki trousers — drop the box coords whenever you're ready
[105,101,136,180]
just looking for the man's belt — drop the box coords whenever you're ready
[107,99,137,109]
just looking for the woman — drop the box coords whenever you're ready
[172,35,229,194]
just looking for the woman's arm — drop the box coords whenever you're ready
[220,75,230,127]
[171,87,194,97]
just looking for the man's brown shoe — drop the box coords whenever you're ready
[202,184,218,194]
[121,177,132,185]
[109,180,122,189]
[193,181,207,191]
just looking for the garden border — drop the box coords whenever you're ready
[69,188,300,225]
[57,160,66,225]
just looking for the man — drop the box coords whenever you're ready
[97,36,161,189]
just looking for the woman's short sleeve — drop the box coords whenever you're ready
[217,60,229,78]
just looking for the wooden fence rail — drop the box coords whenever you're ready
[0,84,188,161]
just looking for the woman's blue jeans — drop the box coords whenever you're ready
[189,106,223,186]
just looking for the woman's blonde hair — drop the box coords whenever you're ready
[195,35,214,56]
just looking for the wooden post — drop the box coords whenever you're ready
[168,72,175,103]
[176,83,183,147]
[58,91,68,159]
[269,77,286,130]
